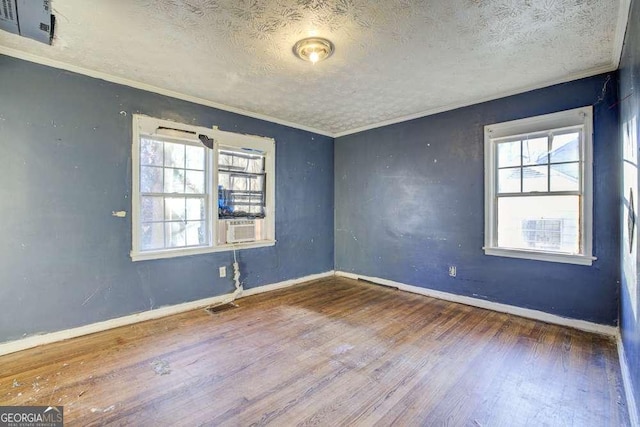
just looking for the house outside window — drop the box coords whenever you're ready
[131,115,275,262]
[483,106,595,266]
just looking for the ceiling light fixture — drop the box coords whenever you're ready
[293,37,334,64]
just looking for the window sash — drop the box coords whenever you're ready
[494,127,583,196]
[138,135,211,252]
[495,194,582,255]
[492,127,584,255]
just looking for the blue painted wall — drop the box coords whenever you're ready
[0,55,334,343]
[335,73,620,325]
[620,0,640,416]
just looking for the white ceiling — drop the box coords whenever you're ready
[0,0,629,137]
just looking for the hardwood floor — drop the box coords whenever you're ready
[0,277,629,426]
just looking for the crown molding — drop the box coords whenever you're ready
[0,46,334,138]
[1,13,629,142]
[333,63,617,138]
[613,0,632,69]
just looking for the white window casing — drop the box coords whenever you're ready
[483,106,596,266]
[131,115,275,262]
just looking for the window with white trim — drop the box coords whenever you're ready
[131,115,275,261]
[483,106,595,266]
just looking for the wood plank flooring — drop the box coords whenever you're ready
[0,277,629,426]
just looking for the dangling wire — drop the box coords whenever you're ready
[232,248,242,295]
[211,248,244,309]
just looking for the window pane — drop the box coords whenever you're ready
[248,205,263,215]
[498,168,521,193]
[141,196,163,222]
[219,172,230,189]
[166,222,186,248]
[498,141,520,167]
[185,221,206,246]
[250,175,265,192]
[165,197,185,221]
[550,163,579,192]
[229,174,249,191]
[219,186,232,218]
[141,222,164,250]
[164,142,185,168]
[140,166,163,193]
[497,195,579,253]
[522,137,548,165]
[186,198,205,221]
[522,166,548,192]
[246,155,265,173]
[219,151,247,170]
[551,132,580,163]
[219,152,232,168]
[186,145,205,170]
[164,168,185,193]
[185,170,205,194]
[140,139,163,166]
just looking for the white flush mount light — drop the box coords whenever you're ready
[293,37,334,64]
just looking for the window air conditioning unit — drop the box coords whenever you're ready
[226,220,256,243]
[0,0,54,45]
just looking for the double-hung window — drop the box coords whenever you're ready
[483,106,595,265]
[131,115,275,261]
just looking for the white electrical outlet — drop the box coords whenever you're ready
[448,266,456,277]
[219,266,227,278]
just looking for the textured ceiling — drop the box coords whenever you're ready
[0,0,625,136]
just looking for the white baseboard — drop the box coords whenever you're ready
[241,271,334,297]
[335,271,617,336]
[0,270,334,357]
[618,334,640,427]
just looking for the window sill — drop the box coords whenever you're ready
[131,240,276,262]
[483,247,596,266]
